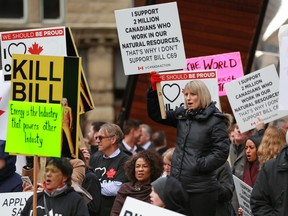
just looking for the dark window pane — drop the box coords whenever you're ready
[0,0,24,18]
[43,0,60,19]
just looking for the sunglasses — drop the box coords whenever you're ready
[95,135,111,141]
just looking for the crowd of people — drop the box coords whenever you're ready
[1,72,288,216]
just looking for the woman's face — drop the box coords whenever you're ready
[44,164,67,190]
[135,158,151,183]
[245,140,257,162]
[150,187,165,207]
[163,157,171,176]
[184,89,200,110]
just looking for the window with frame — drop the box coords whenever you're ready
[0,0,27,23]
[41,0,64,23]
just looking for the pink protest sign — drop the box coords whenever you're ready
[186,52,244,96]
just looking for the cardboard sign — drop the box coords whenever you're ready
[0,192,32,216]
[278,25,288,110]
[0,70,11,139]
[1,26,66,81]
[120,197,185,216]
[158,70,220,118]
[115,2,186,75]
[233,175,252,216]
[224,64,288,132]
[186,52,244,96]
[10,54,81,158]
[6,101,62,157]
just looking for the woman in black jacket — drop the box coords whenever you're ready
[147,74,230,216]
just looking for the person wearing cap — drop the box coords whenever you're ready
[0,140,22,193]
[150,176,189,214]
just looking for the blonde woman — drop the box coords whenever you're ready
[257,126,286,168]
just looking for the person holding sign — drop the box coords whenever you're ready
[147,73,230,216]
[21,157,89,216]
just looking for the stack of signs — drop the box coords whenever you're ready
[157,70,220,119]
[115,2,186,75]
[224,64,288,133]
[0,26,91,158]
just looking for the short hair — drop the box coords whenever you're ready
[122,119,142,135]
[151,130,166,147]
[124,150,163,184]
[162,147,175,162]
[46,157,73,185]
[140,124,153,137]
[91,121,106,133]
[183,80,211,109]
[100,123,124,144]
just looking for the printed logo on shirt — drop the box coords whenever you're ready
[106,168,116,179]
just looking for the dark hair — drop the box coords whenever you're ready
[122,119,142,135]
[46,157,73,185]
[91,121,106,133]
[124,150,163,184]
[151,130,166,147]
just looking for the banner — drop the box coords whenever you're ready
[115,2,186,75]
[0,70,11,139]
[0,192,33,216]
[224,64,288,132]
[11,54,81,158]
[120,197,185,216]
[158,70,220,118]
[233,175,252,216]
[186,52,244,96]
[6,101,62,157]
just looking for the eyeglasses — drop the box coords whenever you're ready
[95,135,111,141]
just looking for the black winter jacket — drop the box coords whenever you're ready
[147,89,229,193]
[250,145,288,216]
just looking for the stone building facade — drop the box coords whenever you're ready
[0,0,131,136]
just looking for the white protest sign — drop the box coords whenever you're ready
[233,175,252,216]
[1,26,66,81]
[0,70,11,139]
[159,70,220,113]
[115,2,186,75]
[0,192,32,216]
[224,64,288,133]
[120,196,185,216]
[278,24,288,110]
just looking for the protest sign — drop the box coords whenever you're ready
[6,101,62,157]
[186,52,244,96]
[10,54,81,158]
[0,26,94,113]
[233,175,252,216]
[278,25,288,110]
[115,2,186,75]
[120,197,185,216]
[0,192,32,216]
[224,64,288,133]
[0,26,66,81]
[0,70,11,139]
[157,70,220,118]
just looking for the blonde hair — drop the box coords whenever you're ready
[257,126,286,168]
[162,147,175,162]
[183,80,211,109]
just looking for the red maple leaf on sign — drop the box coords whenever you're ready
[28,42,43,55]
[0,97,5,116]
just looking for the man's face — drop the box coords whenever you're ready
[133,127,142,144]
[96,129,113,154]
[234,125,250,145]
